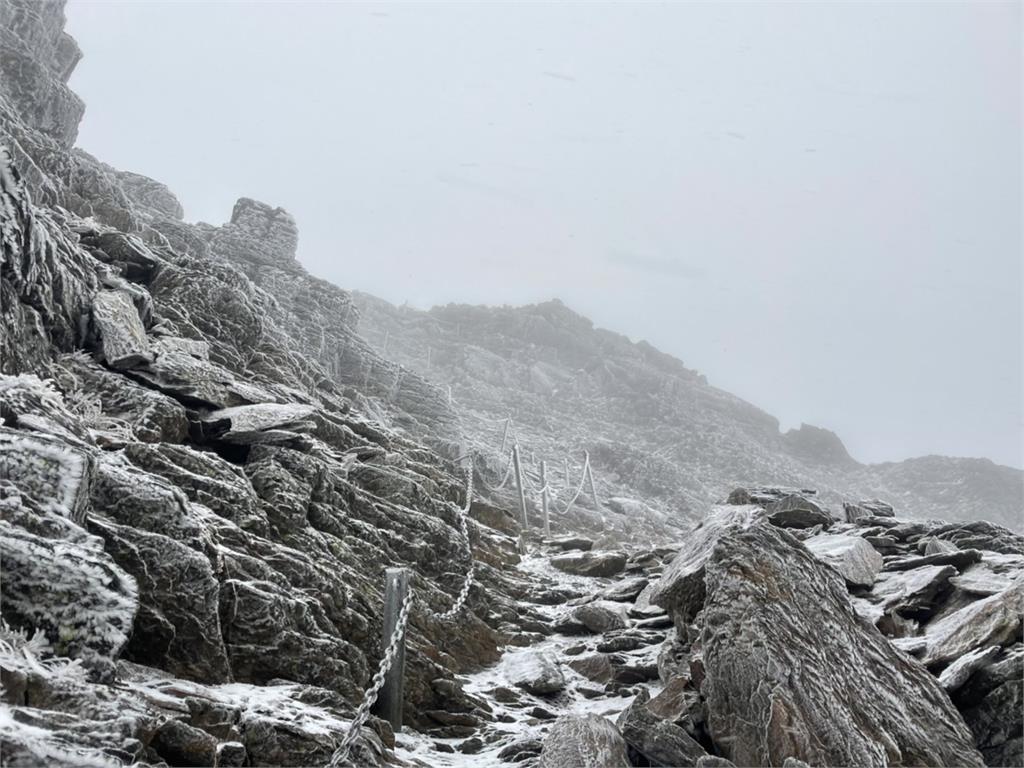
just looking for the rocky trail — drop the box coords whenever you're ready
[0,2,1021,766]
[391,490,1024,768]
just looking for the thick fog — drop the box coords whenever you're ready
[65,2,1021,468]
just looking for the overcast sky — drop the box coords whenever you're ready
[65,1,1021,468]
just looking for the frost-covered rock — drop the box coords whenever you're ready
[0,485,137,662]
[502,650,565,695]
[538,713,630,768]
[550,550,627,578]
[700,523,984,767]
[91,288,152,369]
[921,578,1024,666]
[804,532,883,587]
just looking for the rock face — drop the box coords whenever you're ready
[700,523,985,767]
[1,4,1022,768]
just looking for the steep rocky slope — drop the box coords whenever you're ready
[1,3,1021,768]
[353,296,1023,533]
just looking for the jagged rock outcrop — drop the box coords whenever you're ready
[699,523,985,767]
[2,4,1021,768]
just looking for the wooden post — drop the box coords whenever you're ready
[372,568,410,732]
[585,451,600,507]
[540,460,550,538]
[512,444,529,552]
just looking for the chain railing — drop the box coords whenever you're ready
[328,421,600,766]
[328,582,416,767]
[421,462,475,622]
[328,461,476,766]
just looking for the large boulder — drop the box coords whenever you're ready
[700,522,984,767]
[920,578,1024,666]
[538,713,630,768]
[650,505,760,624]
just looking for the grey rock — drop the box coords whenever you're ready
[545,534,594,551]
[764,493,833,529]
[950,552,1024,596]
[804,533,883,586]
[570,601,630,633]
[871,564,957,616]
[91,289,153,369]
[600,576,649,602]
[615,688,708,766]
[503,650,566,695]
[550,550,627,578]
[884,549,984,573]
[939,645,1002,692]
[700,523,984,767]
[843,499,895,522]
[650,505,759,624]
[538,713,630,768]
[921,578,1024,666]
[209,197,300,270]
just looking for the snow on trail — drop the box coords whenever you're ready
[394,551,665,767]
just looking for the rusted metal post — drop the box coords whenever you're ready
[540,459,550,537]
[512,444,529,552]
[585,451,600,507]
[372,568,410,732]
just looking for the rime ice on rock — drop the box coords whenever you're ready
[209,197,300,270]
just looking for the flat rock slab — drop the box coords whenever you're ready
[922,578,1024,665]
[538,713,630,768]
[545,535,594,552]
[550,550,627,578]
[571,600,630,633]
[871,564,957,615]
[700,522,984,768]
[502,650,566,695]
[600,576,649,603]
[950,553,1024,596]
[200,403,316,443]
[883,549,983,572]
[92,288,152,368]
[939,645,1002,692]
[805,533,883,587]
[764,494,832,529]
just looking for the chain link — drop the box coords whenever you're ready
[329,584,416,767]
[421,461,475,622]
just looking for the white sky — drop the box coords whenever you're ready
[65,1,1022,468]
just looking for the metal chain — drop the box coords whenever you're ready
[478,449,514,492]
[421,461,475,621]
[329,584,416,768]
[559,452,590,515]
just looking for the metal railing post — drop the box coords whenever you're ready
[540,459,550,537]
[372,568,410,731]
[585,451,600,507]
[512,444,529,552]
[499,417,510,455]
[564,457,570,487]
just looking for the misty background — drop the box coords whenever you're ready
[64,1,1021,469]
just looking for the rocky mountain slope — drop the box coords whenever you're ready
[0,3,1021,768]
[353,295,1023,533]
